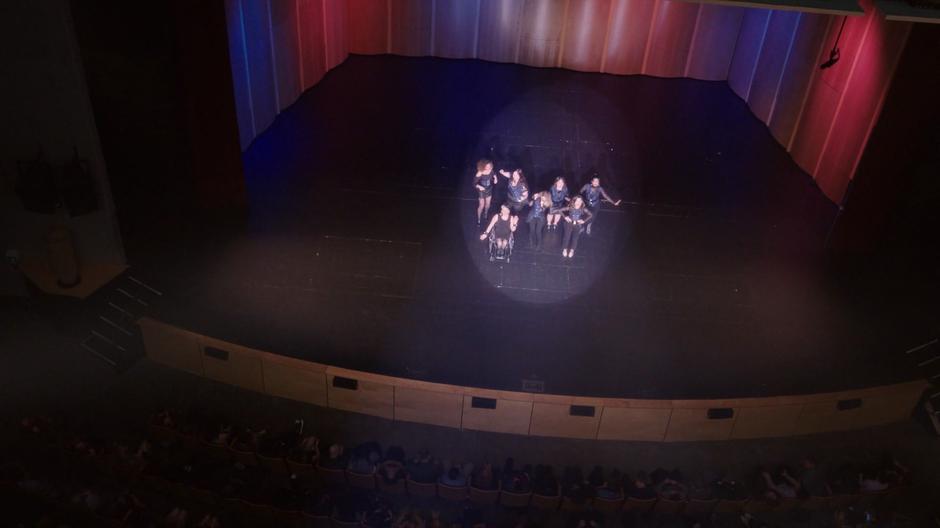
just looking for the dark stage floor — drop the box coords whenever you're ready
[129,55,937,399]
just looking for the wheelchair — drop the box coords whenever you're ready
[487,231,514,262]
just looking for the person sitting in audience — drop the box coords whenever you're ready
[440,464,468,487]
[829,463,860,495]
[595,468,624,500]
[714,473,749,501]
[288,435,320,465]
[627,471,657,500]
[259,419,303,460]
[797,457,831,497]
[386,445,406,464]
[880,453,912,486]
[562,466,594,503]
[231,427,265,452]
[348,442,380,474]
[393,507,426,528]
[501,459,531,493]
[687,471,717,501]
[407,449,439,483]
[532,464,559,495]
[320,443,347,469]
[760,467,798,500]
[207,423,233,446]
[153,409,176,429]
[859,467,890,492]
[654,469,688,501]
[195,514,222,528]
[164,507,189,528]
[471,462,497,490]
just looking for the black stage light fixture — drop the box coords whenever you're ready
[820,17,847,70]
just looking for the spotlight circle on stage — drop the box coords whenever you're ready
[461,87,639,304]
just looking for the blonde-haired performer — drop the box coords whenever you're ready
[473,159,497,226]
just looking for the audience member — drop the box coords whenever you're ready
[440,465,467,487]
[654,469,688,501]
[320,443,347,469]
[627,471,657,500]
[760,467,798,500]
[407,449,439,483]
[471,462,497,490]
[532,464,559,496]
[797,457,830,497]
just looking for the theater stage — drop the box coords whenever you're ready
[126,55,935,399]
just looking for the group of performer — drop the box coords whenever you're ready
[473,159,621,259]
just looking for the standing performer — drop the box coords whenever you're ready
[480,204,518,259]
[579,176,621,235]
[559,195,592,258]
[526,191,551,250]
[499,168,529,215]
[547,177,569,230]
[473,159,498,226]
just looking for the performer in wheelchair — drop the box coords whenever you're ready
[579,175,621,235]
[473,159,498,227]
[479,204,518,260]
[559,195,592,259]
[498,168,529,215]
[547,176,570,230]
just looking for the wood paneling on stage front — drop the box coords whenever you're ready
[139,318,928,442]
[139,318,204,376]
[729,404,804,439]
[529,400,603,439]
[326,368,395,419]
[596,405,672,441]
[665,407,737,442]
[201,342,265,393]
[460,394,533,435]
[261,354,328,406]
[395,387,463,428]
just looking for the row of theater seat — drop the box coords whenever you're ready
[150,421,908,519]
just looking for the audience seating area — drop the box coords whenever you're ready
[0,408,918,528]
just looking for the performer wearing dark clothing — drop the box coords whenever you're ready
[579,176,621,235]
[547,177,569,230]
[559,195,592,258]
[527,191,551,250]
[473,159,498,226]
[480,204,518,256]
[499,168,529,214]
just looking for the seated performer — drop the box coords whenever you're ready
[559,195,592,258]
[479,204,518,258]
[547,177,570,230]
[579,176,621,235]
[498,168,529,214]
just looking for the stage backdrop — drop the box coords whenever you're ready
[223,0,911,204]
